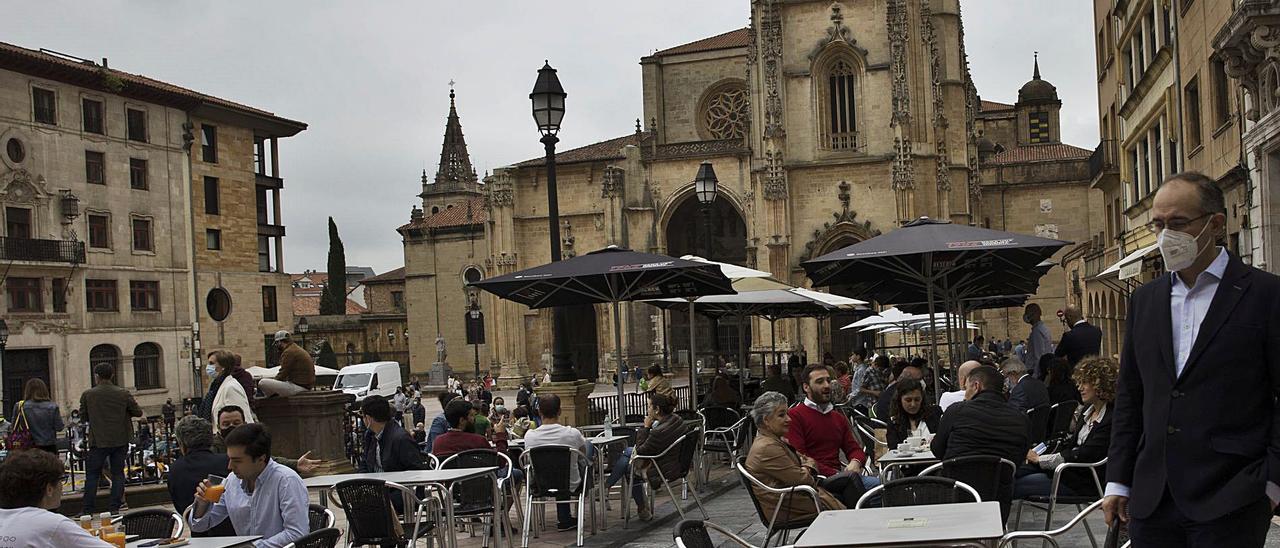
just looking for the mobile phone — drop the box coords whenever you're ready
[1033,442,1048,455]
[137,541,164,548]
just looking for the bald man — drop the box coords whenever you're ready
[1055,305,1102,367]
[939,360,982,411]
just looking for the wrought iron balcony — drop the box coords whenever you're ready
[0,236,86,264]
[1089,139,1119,181]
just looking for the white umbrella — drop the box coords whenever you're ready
[842,307,913,330]
[788,287,868,308]
[246,365,341,379]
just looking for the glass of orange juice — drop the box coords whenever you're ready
[204,474,226,503]
[104,531,127,548]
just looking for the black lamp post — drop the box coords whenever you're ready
[531,61,575,383]
[0,319,8,413]
[467,286,482,379]
[296,316,309,352]
[695,161,720,361]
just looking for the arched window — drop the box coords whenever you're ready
[819,55,861,150]
[133,343,162,390]
[89,344,121,384]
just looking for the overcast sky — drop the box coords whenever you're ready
[3,1,1096,274]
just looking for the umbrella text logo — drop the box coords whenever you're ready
[946,239,1013,249]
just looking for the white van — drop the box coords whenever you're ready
[334,361,402,402]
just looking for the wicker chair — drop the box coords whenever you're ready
[112,509,183,539]
[673,519,759,548]
[519,444,594,547]
[855,476,981,509]
[919,456,1017,521]
[330,478,440,548]
[308,503,337,532]
[283,527,342,548]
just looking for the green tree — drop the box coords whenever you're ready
[319,217,347,315]
[317,340,338,369]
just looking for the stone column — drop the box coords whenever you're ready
[538,380,596,426]
[254,390,356,475]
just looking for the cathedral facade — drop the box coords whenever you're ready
[401,0,1097,383]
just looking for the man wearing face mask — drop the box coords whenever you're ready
[212,406,319,477]
[1021,304,1054,379]
[1103,172,1280,547]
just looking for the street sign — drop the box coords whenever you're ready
[465,311,485,345]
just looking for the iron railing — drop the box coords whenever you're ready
[0,236,85,263]
[1088,139,1119,181]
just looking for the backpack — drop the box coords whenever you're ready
[5,401,34,451]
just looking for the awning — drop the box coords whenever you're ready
[1098,244,1158,280]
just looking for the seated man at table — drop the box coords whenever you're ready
[432,398,510,460]
[190,423,309,548]
[360,396,429,473]
[931,365,1028,519]
[0,450,112,547]
[169,415,236,536]
[759,364,796,402]
[873,361,923,420]
[787,364,881,497]
[746,391,848,522]
[524,394,590,532]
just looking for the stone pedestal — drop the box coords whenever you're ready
[427,361,452,386]
[255,390,356,475]
[539,379,595,427]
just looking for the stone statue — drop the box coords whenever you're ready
[435,335,448,363]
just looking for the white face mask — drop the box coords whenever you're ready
[1157,220,1212,273]
[206,363,218,378]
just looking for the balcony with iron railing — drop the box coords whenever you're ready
[1089,139,1120,185]
[0,236,85,264]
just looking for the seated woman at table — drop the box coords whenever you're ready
[1013,356,1116,499]
[744,391,848,523]
[885,381,941,449]
[624,392,689,521]
[0,450,112,547]
[702,375,741,408]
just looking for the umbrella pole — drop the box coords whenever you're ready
[738,310,747,401]
[926,264,943,404]
[770,318,777,370]
[613,301,626,425]
[689,300,698,410]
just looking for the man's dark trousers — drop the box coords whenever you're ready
[82,445,127,513]
[1127,488,1271,547]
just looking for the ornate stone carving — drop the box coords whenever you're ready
[920,0,950,191]
[800,181,882,260]
[958,2,983,201]
[1215,6,1280,122]
[601,165,623,198]
[759,0,785,138]
[763,150,788,200]
[888,0,914,194]
[561,220,576,258]
[703,86,750,140]
[488,172,514,207]
[809,2,869,61]
[645,139,750,161]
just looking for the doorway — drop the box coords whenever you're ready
[665,196,749,367]
[562,304,600,381]
[3,349,50,413]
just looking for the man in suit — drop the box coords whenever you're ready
[1103,172,1280,547]
[1055,304,1103,367]
[1001,358,1049,412]
[360,396,428,473]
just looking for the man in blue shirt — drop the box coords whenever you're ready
[190,423,308,548]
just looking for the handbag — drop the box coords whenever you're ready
[5,400,34,451]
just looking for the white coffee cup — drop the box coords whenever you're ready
[906,436,924,448]
[896,442,914,455]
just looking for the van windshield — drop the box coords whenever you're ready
[335,373,372,389]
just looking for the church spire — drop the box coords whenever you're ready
[434,82,478,188]
[1033,51,1040,80]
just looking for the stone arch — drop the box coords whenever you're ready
[656,180,751,257]
[696,78,750,141]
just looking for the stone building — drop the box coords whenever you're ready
[1078,0,1255,358]
[400,1,1101,383]
[0,42,304,414]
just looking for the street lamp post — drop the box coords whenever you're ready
[468,288,482,379]
[0,319,8,414]
[531,61,576,383]
[297,316,309,354]
[691,162,719,402]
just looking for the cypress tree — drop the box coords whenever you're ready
[319,217,347,315]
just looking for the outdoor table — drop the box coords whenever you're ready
[795,501,1003,547]
[303,467,500,548]
[126,536,261,548]
[587,434,631,531]
[877,448,939,480]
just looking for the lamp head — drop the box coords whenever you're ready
[695,161,719,206]
[530,61,567,137]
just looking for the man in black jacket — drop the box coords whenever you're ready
[932,365,1029,466]
[1001,358,1049,412]
[360,396,428,473]
[1055,305,1102,367]
[169,415,235,536]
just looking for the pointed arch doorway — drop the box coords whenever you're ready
[664,195,749,368]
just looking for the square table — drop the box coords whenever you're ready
[126,536,261,548]
[796,501,1004,547]
[303,467,500,548]
[877,448,940,480]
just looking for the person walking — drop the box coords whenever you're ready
[1104,173,1280,547]
[161,398,176,434]
[1022,304,1054,378]
[80,362,143,515]
[10,378,63,454]
[1055,304,1102,367]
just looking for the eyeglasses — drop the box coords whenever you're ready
[1145,212,1213,234]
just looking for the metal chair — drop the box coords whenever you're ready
[1013,458,1108,548]
[673,519,760,548]
[283,527,343,548]
[855,476,981,509]
[1027,406,1052,445]
[919,456,1017,522]
[1045,401,1079,445]
[700,408,749,471]
[999,499,1106,547]
[628,432,708,526]
[519,444,594,547]
[440,448,519,548]
[112,508,183,539]
[847,411,890,475]
[734,457,820,548]
[308,503,337,532]
[330,478,441,548]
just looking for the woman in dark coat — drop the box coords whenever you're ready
[885,381,941,449]
[1014,357,1117,498]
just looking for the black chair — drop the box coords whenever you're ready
[920,455,1017,522]
[847,412,889,475]
[520,444,593,547]
[675,409,699,421]
[1027,406,1052,445]
[999,499,1107,548]
[1014,457,1108,548]
[733,457,819,548]
[440,448,518,548]
[330,478,439,548]
[855,476,981,508]
[283,527,342,548]
[308,503,336,532]
[673,519,759,548]
[1045,401,1080,446]
[112,509,183,539]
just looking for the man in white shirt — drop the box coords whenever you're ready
[523,394,590,532]
[0,450,111,547]
[939,360,981,411]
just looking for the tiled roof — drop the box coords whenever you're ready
[979,99,1014,112]
[515,133,644,167]
[362,267,405,285]
[400,196,487,231]
[650,28,751,58]
[987,143,1091,165]
[0,41,305,132]
[293,295,366,316]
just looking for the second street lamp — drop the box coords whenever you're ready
[531,61,576,383]
[693,161,720,393]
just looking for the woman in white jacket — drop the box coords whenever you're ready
[201,350,255,431]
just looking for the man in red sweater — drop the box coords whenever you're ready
[431,399,509,460]
[787,363,881,499]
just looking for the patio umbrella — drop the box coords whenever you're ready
[804,217,1069,400]
[470,246,735,422]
